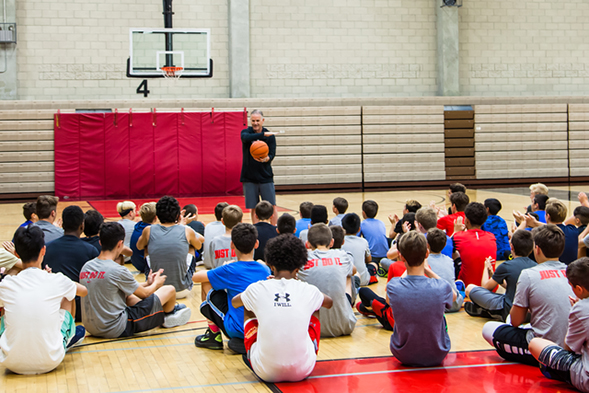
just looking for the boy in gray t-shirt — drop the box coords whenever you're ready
[530,258,589,392]
[203,202,229,269]
[81,223,191,338]
[298,223,357,338]
[341,213,378,286]
[482,225,574,366]
[207,205,243,268]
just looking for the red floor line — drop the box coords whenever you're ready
[307,361,518,380]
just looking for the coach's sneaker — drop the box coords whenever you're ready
[163,304,192,328]
[67,325,86,349]
[194,328,223,350]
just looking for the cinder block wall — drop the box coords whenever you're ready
[249,0,437,97]
[459,0,589,95]
[11,0,589,100]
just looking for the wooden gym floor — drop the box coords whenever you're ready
[0,185,585,392]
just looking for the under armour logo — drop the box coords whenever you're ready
[274,293,290,302]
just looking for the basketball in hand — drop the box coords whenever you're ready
[250,140,269,160]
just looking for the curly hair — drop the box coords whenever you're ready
[156,195,181,224]
[265,234,308,272]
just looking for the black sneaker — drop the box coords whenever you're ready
[194,328,223,350]
[376,266,388,278]
[464,302,493,318]
[228,337,246,354]
[67,325,86,349]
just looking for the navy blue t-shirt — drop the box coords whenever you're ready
[558,223,580,265]
[253,222,278,261]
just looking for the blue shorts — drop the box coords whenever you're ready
[243,182,276,209]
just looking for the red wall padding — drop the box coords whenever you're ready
[54,111,246,200]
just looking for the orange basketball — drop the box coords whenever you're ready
[250,140,269,160]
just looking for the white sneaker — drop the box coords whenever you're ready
[163,304,192,328]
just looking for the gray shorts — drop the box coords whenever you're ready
[243,182,276,209]
[469,286,506,312]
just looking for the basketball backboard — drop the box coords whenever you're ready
[127,28,212,78]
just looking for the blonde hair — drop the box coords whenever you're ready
[546,198,567,223]
[222,205,243,230]
[529,183,548,195]
[116,201,136,217]
[139,202,157,223]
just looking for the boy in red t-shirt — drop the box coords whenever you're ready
[453,202,497,286]
[437,192,469,236]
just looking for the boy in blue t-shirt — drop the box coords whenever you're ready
[193,223,271,354]
[295,202,313,238]
[360,200,389,263]
[388,231,455,367]
[481,198,511,260]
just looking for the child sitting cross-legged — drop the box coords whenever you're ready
[299,223,357,337]
[529,257,589,392]
[388,231,456,367]
[232,234,333,383]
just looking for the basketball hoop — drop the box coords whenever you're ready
[161,66,184,79]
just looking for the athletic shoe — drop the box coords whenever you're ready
[376,266,388,278]
[67,325,86,349]
[163,304,192,328]
[464,302,493,319]
[194,328,223,350]
[454,280,465,293]
[368,275,379,285]
[355,301,376,317]
[228,337,246,354]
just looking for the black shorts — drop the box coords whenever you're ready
[200,289,230,337]
[538,345,580,384]
[119,294,165,337]
[492,325,537,366]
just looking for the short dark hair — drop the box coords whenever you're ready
[330,225,345,249]
[277,213,296,234]
[532,224,565,259]
[426,228,447,253]
[450,192,469,212]
[265,234,308,272]
[465,202,487,227]
[156,195,181,224]
[398,231,428,267]
[342,213,361,234]
[22,202,36,220]
[567,257,589,292]
[62,205,84,232]
[484,198,502,216]
[36,195,59,220]
[362,200,379,218]
[84,209,104,237]
[511,229,533,257]
[182,204,197,217]
[215,202,229,221]
[333,197,349,214]
[308,223,332,248]
[299,202,314,219]
[255,201,274,221]
[405,200,422,213]
[449,183,466,194]
[231,223,258,254]
[397,212,416,233]
[99,222,125,251]
[574,206,589,226]
[534,194,549,210]
[13,225,44,263]
[310,205,328,225]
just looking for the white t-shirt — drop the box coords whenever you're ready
[241,278,324,382]
[0,268,77,374]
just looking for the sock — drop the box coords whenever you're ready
[208,323,220,334]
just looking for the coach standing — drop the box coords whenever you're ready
[241,109,278,224]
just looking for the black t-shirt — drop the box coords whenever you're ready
[240,127,276,184]
[491,256,536,308]
[253,222,278,261]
